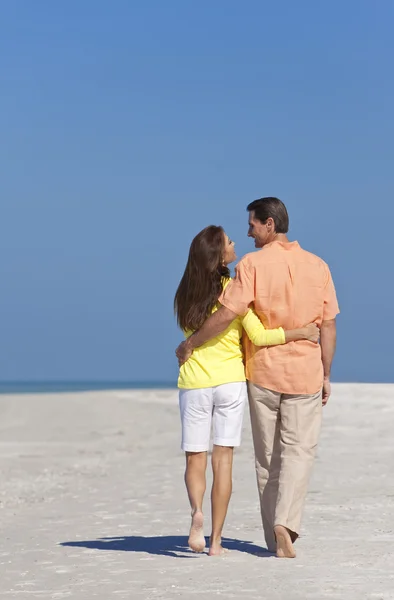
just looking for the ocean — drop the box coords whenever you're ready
[0,381,177,395]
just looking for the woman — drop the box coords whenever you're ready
[174,226,318,556]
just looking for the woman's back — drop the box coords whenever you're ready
[178,280,245,389]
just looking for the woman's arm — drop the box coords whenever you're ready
[242,310,319,346]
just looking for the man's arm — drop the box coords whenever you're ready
[175,257,255,365]
[176,305,237,365]
[320,318,337,405]
[189,306,237,349]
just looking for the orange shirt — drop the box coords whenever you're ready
[219,240,339,395]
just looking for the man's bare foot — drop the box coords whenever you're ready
[274,525,296,559]
[208,538,229,556]
[188,510,205,553]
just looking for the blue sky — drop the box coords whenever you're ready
[1,1,393,383]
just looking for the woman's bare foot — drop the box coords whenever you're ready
[188,509,205,552]
[274,525,296,558]
[208,537,230,556]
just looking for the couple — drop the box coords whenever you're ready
[174,197,339,558]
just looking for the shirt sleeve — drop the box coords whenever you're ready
[242,309,286,346]
[219,259,255,316]
[323,264,340,321]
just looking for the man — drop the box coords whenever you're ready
[176,197,339,558]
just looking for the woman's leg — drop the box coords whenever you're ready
[209,382,247,556]
[179,388,213,552]
[210,445,234,555]
[185,451,208,551]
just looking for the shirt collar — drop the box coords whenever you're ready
[263,239,300,250]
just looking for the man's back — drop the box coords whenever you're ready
[221,240,339,394]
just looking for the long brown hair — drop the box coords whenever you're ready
[174,225,230,331]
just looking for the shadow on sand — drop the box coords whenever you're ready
[60,535,273,558]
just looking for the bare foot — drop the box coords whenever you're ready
[188,510,205,553]
[274,525,296,559]
[208,540,230,557]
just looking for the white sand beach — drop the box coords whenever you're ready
[0,384,393,599]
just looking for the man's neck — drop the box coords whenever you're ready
[274,233,289,243]
[265,233,289,246]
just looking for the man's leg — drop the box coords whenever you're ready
[274,391,322,557]
[247,382,281,553]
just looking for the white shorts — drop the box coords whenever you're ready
[179,382,247,452]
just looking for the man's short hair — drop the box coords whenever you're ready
[247,197,289,234]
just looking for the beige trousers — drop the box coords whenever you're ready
[247,382,322,552]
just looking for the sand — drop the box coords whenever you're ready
[0,384,393,599]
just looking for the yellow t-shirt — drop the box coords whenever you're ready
[177,279,285,389]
